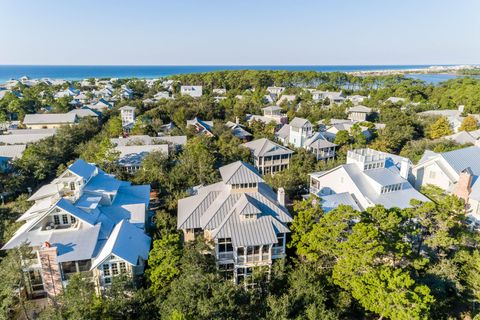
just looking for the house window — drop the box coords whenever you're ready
[274,233,285,248]
[103,264,110,276]
[219,263,234,280]
[53,215,60,225]
[429,171,436,179]
[218,238,233,253]
[119,262,127,273]
[70,181,76,191]
[62,215,69,224]
[71,216,76,224]
[77,260,91,272]
[111,263,119,275]
[61,261,77,280]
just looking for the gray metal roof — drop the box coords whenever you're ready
[68,108,99,118]
[347,105,372,113]
[219,161,265,185]
[276,124,290,140]
[23,113,77,125]
[115,145,169,166]
[243,138,293,157]
[289,117,311,128]
[177,164,292,246]
[440,146,480,176]
[0,144,26,159]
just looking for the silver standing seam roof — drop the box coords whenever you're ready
[243,138,293,157]
[178,161,292,247]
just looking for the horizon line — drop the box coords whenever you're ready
[0,63,474,67]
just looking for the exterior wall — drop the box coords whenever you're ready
[470,198,480,219]
[183,228,200,242]
[310,146,336,161]
[414,162,453,191]
[121,110,135,126]
[289,126,310,148]
[255,154,291,175]
[26,123,72,129]
[348,112,367,122]
[215,233,286,286]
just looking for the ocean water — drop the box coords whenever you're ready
[0,65,436,83]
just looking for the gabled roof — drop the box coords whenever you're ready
[276,124,290,140]
[243,138,293,157]
[55,198,98,226]
[236,194,262,216]
[68,108,99,118]
[91,220,151,269]
[115,145,169,166]
[28,183,59,201]
[68,159,97,180]
[290,117,311,128]
[119,105,135,111]
[262,105,282,112]
[0,144,26,159]
[219,161,264,185]
[439,146,480,176]
[347,105,372,113]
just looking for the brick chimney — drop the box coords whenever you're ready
[453,168,473,202]
[39,243,63,299]
[277,187,285,207]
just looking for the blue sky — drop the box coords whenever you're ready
[1,0,479,65]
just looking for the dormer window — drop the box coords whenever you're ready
[381,183,402,194]
[232,183,257,189]
[243,213,257,220]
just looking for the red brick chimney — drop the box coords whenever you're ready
[453,168,473,202]
[39,244,63,299]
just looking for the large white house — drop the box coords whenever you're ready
[2,160,151,299]
[119,105,136,131]
[180,85,203,98]
[309,148,429,212]
[311,90,345,104]
[412,146,480,220]
[276,117,337,161]
[177,161,292,286]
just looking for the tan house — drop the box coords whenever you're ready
[177,161,292,286]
